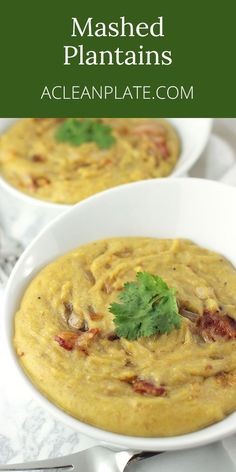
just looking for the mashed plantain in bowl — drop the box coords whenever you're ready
[0,118,180,204]
[14,237,236,437]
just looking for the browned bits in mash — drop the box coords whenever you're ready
[124,376,166,397]
[107,332,120,341]
[32,176,50,188]
[76,328,100,354]
[54,328,100,354]
[215,372,236,387]
[87,304,104,321]
[31,154,46,163]
[97,158,112,168]
[102,280,114,294]
[132,379,166,397]
[63,303,87,331]
[83,269,96,285]
[88,312,104,321]
[128,122,170,160]
[197,311,236,342]
[54,331,79,351]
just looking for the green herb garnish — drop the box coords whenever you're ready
[55,119,115,149]
[109,272,181,340]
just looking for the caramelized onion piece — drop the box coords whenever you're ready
[102,280,113,294]
[31,154,46,163]
[54,328,100,353]
[197,311,236,342]
[124,376,166,397]
[76,328,100,354]
[32,176,50,188]
[107,332,120,341]
[63,303,86,331]
[54,332,79,351]
[84,269,96,285]
[89,312,104,321]
[87,304,103,321]
[132,379,166,396]
[179,307,199,322]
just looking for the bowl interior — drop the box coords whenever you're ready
[3,177,235,451]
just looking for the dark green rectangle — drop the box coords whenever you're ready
[0,0,235,117]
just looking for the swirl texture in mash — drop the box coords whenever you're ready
[14,238,236,436]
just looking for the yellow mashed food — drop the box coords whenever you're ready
[14,238,236,437]
[0,118,180,204]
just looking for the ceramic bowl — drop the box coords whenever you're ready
[0,118,212,243]
[2,177,236,451]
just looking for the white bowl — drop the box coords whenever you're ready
[0,118,212,243]
[2,177,236,451]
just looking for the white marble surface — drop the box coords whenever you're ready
[0,119,236,471]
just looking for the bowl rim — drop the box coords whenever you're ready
[0,118,213,209]
[4,176,236,451]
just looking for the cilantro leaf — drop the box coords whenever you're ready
[109,272,181,340]
[55,119,115,149]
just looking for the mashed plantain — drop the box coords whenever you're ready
[14,238,236,436]
[0,118,180,204]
